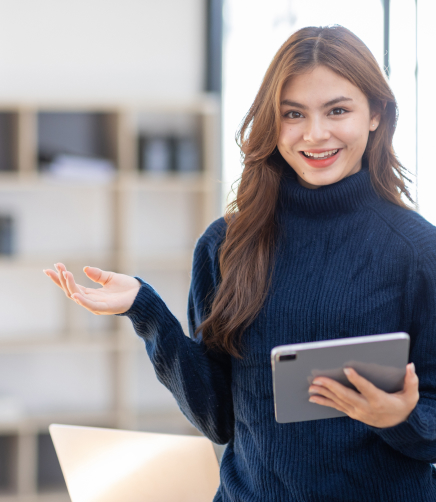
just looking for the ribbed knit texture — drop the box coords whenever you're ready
[118,164,436,501]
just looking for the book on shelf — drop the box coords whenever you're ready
[139,135,200,174]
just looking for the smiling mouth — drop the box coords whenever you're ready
[301,149,339,159]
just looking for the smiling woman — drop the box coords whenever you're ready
[200,25,411,357]
[44,25,436,502]
[278,67,380,188]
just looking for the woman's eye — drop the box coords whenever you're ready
[330,108,347,116]
[286,111,303,119]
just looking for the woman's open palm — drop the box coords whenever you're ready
[43,263,141,315]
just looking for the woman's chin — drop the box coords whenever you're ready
[297,170,341,189]
[296,162,360,189]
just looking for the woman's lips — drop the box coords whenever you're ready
[299,148,342,168]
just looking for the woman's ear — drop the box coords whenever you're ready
[369,113,381,131]
[370,100,386,131]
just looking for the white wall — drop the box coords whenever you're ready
[0,184,113,258]
[389,0,417,202]
[0,350,112,414]
[416,0,436,223]
[0,0,208,423]
[0,0,205,102]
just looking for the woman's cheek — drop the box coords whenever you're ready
[279,129,300,150]
[335,119,366,145]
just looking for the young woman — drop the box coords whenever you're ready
[44,26,436,501]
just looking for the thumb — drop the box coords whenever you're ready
[83,266,113,286]
[403,363,419,395]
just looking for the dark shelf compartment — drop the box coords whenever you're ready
[0,214,16,256]
[136,111,203,174]
[37,432,67,492]
[37,111,118,170]
[0,434,18,494]
[0,112,19,172]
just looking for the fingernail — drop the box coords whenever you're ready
[63,272,67,279]
[410,362,415,373]
[54,263,58,271]
[312,379,321,385]
[343,368,351,376]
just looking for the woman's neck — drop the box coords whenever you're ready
[280,160,379,216]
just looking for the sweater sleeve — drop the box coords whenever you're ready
[116,221,234,445]
[367,250,436,462]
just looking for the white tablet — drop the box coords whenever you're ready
[271,332,410,423]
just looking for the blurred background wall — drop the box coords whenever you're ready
[0,0,206,101]
[0,0,434,501]
[0,1,222,500]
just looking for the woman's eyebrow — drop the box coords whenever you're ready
[280,96,353,109]
[280,100,308,109]
[322,96,353,108]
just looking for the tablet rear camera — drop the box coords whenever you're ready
[279,354,297,361]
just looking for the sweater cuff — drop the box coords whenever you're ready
[366,405,426,446]
[115,277,164,340]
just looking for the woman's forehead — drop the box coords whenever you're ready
[280,66,366,106]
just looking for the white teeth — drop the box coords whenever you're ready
[303,149,339,158]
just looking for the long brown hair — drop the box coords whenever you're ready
[198,25,413,358]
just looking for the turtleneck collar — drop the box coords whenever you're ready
[279,161,381,216]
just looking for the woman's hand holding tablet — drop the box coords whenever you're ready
[271,333,419,426]
[308,363,419,428]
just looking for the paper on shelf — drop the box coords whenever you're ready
[44,154,116,183]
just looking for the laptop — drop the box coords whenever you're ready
[49,424,220,502]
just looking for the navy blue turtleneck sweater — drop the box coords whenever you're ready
[118,166,436,501]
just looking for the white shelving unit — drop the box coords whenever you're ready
[0,96,221,501]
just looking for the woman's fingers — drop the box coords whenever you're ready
[43,269,64,290]
[311,376,366,408]
[44,264,105,314]
[310,364,421,428]
[43,267,86,296]
[45,264,139,315]
[309,385,353,413]
[400,363,420,404]
[83,266,114,286]
[54,263,71,298]
[72,292,109,314]
[402,363,419,391]
[62,270,83,298]
[343,368,381,402]
[308,394,348,414]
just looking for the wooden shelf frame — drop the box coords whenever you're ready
[0,95,221,502]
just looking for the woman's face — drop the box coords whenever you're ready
[277,65,381,189]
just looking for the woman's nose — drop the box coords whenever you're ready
[302,118,330,143]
